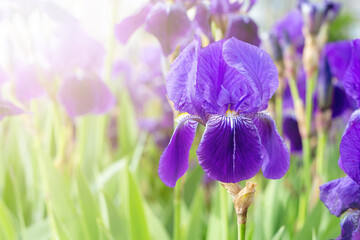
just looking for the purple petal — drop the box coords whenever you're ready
[196,40,258,114]
[197,115,263,183]
[222,37,279,111]
[210,0,242,15]
[319,176,360,217]
[144,3,193,56]
[194,3,214,42]
[167,38,201,116]
[332,85,351,118]
[114,4,152,44]
[339,109,360,184]
[343,39,360,108]
[253,113,290,179]
[59,75,115,117]
[325,40,352,81]
[317,56,333,111]
[158,115,198,187]
[339,209,360,240]
[283,114,302,152]
[0,100,24,121]
[225,16,260,47]
[15,65,45,102]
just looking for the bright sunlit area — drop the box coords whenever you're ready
[0,0,360,239]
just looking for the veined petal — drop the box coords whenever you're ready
[144,3,192,56]
[339,109,360,185]
[319,176,360,217]
[222,37,279,111]
[343,39,360,108]
[197,115,263,183]
[159,114,198,187]
[114,4,152,44]
[339,209,360,240]
[167,38,201,116]
[253,113,290,179]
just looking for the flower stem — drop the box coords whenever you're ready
[275,91,283,135]
[316,129,327,177]
[238,222,246,240]
[220,185,228,240]
[173,183,181,240]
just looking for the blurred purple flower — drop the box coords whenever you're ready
[194,3,214,42]
[115,2,193,56]
[0,100,24,121]
[343,39,360,108]
[0,67,8,87]
[299,0,340,36]
[325,40,352,81]
[283,115,302,152]
[59,74,115,117]
[159,38,290,187]
[225,16,260,46]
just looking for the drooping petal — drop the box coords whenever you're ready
[339,109,360,184]
[283,114,302,152]
[223,37,279,111]
[114,4,152,44]
[225,16,260,47]
[144,3,193,56]
[319,176,360,217]
[194,3,214,42]
[332,85,351,118]
[197,115,263,183]
[253,113,290,179]
[339,209,360,240]
[325,40,352,81]
[343,39,360,108]
[0,100,24,121]
[158,114,198,187]
[59,75,115,117]
[167,38,201,116]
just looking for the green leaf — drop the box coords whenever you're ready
[185,187,205,240]
[0,200,17,240]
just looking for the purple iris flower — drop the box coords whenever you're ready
[283,115,302,152]
[299,0,340,36]
[59,74,115,118]
[159,37,290,187]
[115,2,193,56]
[0,100,24,121]
[14,65,45,102]
[338,209,360,240]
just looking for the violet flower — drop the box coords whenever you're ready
[115,2,193,56]
[299,0,340,36]
[59,74,115,118]
[159,38,290,187]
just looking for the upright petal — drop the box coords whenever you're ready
[343,39,360,108]
[225,16,260,47]
[197,115,263,183]
[194,3,214,42]
[223,37,279,111]
[114,4,152,44]
[253,113,290,179]
[0,100,24,121]
[159,114,198,187]
[144,3,193,56]
[319,176,360,217]
[167,38,201,116]
[339,109,360,184]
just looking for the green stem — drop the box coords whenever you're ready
[305,72,317,135]
[316,130,327,177]
[302,137,311,191]
[275,91,283,135]
[238,222,246,240]
[174,183,181,240]
[220,185,228,240]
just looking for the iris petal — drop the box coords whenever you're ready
[339,109,360,184]
[283,115,302,152]
[223,37,279,111]
[144,3,192,56]
[114,4,152,44]
[197,115,263,183]
[225,16,260,47]
[253,113,290,179]
[158,115,198,187]
[325,40,352,81]
[319,176,360,217]
[343,39,360,108]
